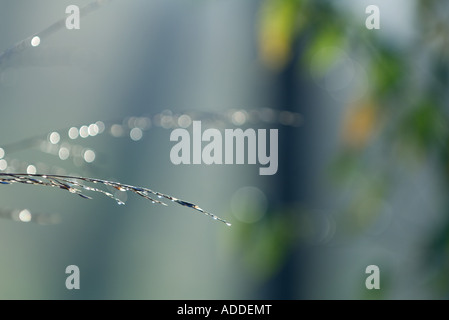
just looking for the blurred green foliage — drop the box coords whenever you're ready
[243,0,449,298]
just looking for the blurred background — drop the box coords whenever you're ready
[0,0,448,299]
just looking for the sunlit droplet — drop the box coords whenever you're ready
[110,124,124,137]
[88,124,99,136]
[0,159,7,171]
[59,147,70,160]
[232,110,247,126]
[161,115,174,129]
[31,36,40,47]
[49,132,60,144]
[26,165,37,174]
[83,149,96,163]
[19,209,32,222]
[79,126,89,138]
[68,127,79,139]
[96,121,105,134]
[178,115,192,128]
[127,117,137,129]
[136,117,151,129]
[130,128,143,141]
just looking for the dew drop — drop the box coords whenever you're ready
[110,124,124,137]
[96,121,105,134]
[68,127,79,139]
[130,128,143,141]
[79,126,89,138]
[49,132,60,144]
[31,36,40,47]
[88,124,99,136]
[19,209,32,222]
[178,114,192,128]
[0,159,7,171]
[83,149,96,163]
[59,147,70,160]
[26,165,37,174]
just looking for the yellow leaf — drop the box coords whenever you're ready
[258,0,302,71]
[341,100,378,149]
